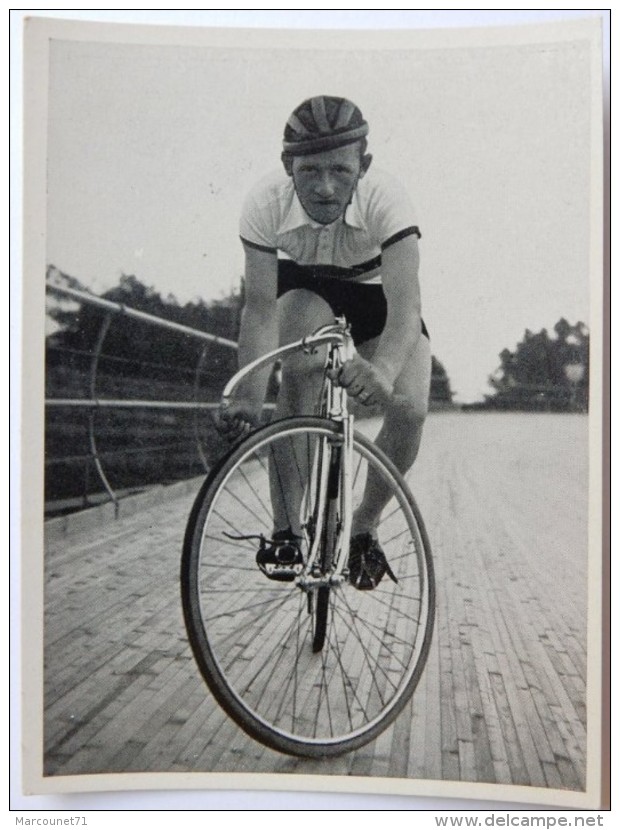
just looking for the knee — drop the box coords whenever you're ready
[281,351,324,381]
[387,395,428,431]
[279,352,325,394]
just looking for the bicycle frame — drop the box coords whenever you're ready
[221,317,354,408]
[221,318,356,588]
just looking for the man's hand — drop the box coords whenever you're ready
[217,400,262,443]
[329,354,393,408]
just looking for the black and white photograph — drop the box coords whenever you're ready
[17,11,607,811]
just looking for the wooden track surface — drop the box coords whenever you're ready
[43,412,588,792]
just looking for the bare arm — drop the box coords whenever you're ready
[219,244,278,438]
[337,234,422,405]
[370,234,422,385]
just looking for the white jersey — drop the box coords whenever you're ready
[239,167,420,284]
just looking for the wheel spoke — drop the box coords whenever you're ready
[330,596,395,701]
[221,480,271,530]
[183,419,434,755]
[331,599,412,676]
[202,586,296,625]
[233,459,274,522]
[237,593,310,715]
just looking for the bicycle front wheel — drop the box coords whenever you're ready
[181,416,434,757]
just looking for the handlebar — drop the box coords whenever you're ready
[221,320,353,406]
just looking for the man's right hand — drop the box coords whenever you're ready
[217,400,262,444]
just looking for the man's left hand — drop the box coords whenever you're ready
[329,355,393,407]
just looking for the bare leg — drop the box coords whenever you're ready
[352,333,432,536]
[269,290,334,536]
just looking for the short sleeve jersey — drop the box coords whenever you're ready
[239,167,420,284]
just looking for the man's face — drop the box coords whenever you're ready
[289,143,371,225]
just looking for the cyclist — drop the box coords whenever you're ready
[219,94,431,588]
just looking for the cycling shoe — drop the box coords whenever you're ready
[348,532,398,590]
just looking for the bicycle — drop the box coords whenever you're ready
[181,317,435,758]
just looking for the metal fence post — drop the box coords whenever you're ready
[88,312,119,516]
[193,344,212,473]
[45,280,240,518]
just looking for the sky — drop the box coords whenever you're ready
[43,14,598,404]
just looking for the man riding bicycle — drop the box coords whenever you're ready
[220,95,431,587]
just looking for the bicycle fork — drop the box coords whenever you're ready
[297,421,352,592]
[299,339,355,590]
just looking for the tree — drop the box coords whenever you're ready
[46,267,242,399]
[485,319,588,411]
[430,356,454,406]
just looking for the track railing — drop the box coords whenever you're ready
[46,277,240,517]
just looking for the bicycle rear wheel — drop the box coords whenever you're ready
[181,416,434,757]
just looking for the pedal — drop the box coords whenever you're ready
[256,537,304,582]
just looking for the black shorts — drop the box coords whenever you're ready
[277,260,429,347]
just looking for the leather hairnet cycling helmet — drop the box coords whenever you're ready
[282,95,368,157]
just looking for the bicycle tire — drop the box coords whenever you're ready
[181,416,435,758]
